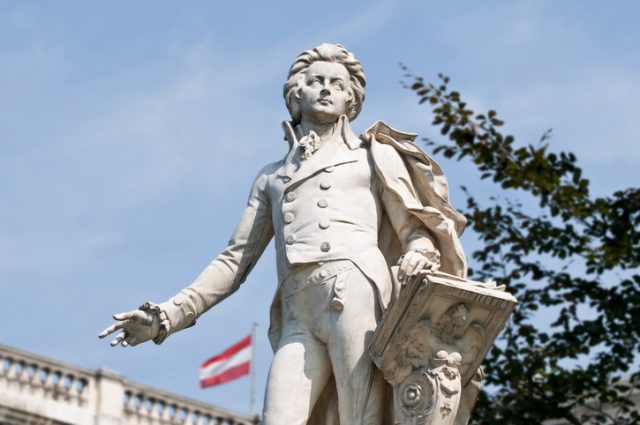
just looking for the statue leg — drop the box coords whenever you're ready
[262,334,332,425]
[328,268,385,425]
[262,268,334,425]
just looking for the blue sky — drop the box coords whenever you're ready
[2,0,639,415]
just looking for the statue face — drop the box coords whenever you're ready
[298,61,351,124]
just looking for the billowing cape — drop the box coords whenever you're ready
[364,120,467,283]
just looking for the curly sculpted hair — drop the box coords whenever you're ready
[283,43,366,123]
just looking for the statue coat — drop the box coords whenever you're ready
[155,117,467,424]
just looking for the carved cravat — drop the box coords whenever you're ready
[298,130,323,160]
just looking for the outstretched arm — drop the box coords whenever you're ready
[99,168,274,346]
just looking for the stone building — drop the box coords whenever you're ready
[0,344,256,425]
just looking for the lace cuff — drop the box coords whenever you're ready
[139,301,171,345]
[396,249,441,273]
[412,248,440,265]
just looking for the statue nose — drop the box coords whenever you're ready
[320,87,330,95]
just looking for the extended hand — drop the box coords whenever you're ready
[397,250,440,284]
[98,309,160,347]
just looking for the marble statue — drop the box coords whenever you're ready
[99,44,511,425]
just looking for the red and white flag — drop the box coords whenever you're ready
[199,335,252,388]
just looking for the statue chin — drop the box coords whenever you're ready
[302,109,344,125]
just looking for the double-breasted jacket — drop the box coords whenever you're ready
[155,117,467,349]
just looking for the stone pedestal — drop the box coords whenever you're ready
[369,271,517,425]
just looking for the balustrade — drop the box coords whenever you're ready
[122,383,255,425]
[0,344,256,425]
[0,349,91,406]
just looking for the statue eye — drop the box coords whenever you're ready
[333,82,345,91]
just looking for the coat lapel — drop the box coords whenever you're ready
[285,135,358,189]
[278,116,361,190]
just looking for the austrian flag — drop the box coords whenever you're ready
[199,335,252,388]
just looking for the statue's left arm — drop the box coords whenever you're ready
[375,143,441,281]
[381,190,440,282]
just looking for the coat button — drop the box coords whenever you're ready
[286,235,296,245]
[319,270,328,278]
[324,166,335,173]
[319,220,330,229]
[320,242,331,252]
[320,181,331,190]
[317,199,328,208]
[284,212,294,224]
[330,297,344,311]
[286,192,297,202]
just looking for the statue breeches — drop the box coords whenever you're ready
[262,260,385,425]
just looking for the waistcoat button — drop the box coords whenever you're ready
[330,297,344,311]
[319,220,330,229]
[317,199,328,208]
[286,192,297,202]
[320,181,331,190]
[284,212,294,224]
[320,242,331,252]
[286,235,296,245]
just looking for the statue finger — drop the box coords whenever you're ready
[113,311,136,321]
[407,257,422,276]
[110,332,126,347]
[98,321,124,339]
[397,257,409,280]
[122,335,139,347]
[134,310,154,326]
[401,253,418,274]
[124,336,139,347]
[412,258,428,275]
[404,254,421,277]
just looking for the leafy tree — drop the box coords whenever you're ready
[403,68,640,424]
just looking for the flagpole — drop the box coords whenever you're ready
[250,322,258,416]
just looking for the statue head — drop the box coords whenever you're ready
[284,43,366,124]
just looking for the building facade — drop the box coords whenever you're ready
[0,344,256,425]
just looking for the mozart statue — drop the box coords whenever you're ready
[100,43,468,425]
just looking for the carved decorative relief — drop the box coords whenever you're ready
[369,271,517,425]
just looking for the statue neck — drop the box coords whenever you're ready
[297,118,340,143]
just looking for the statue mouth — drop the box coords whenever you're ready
[317,98,332,105]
